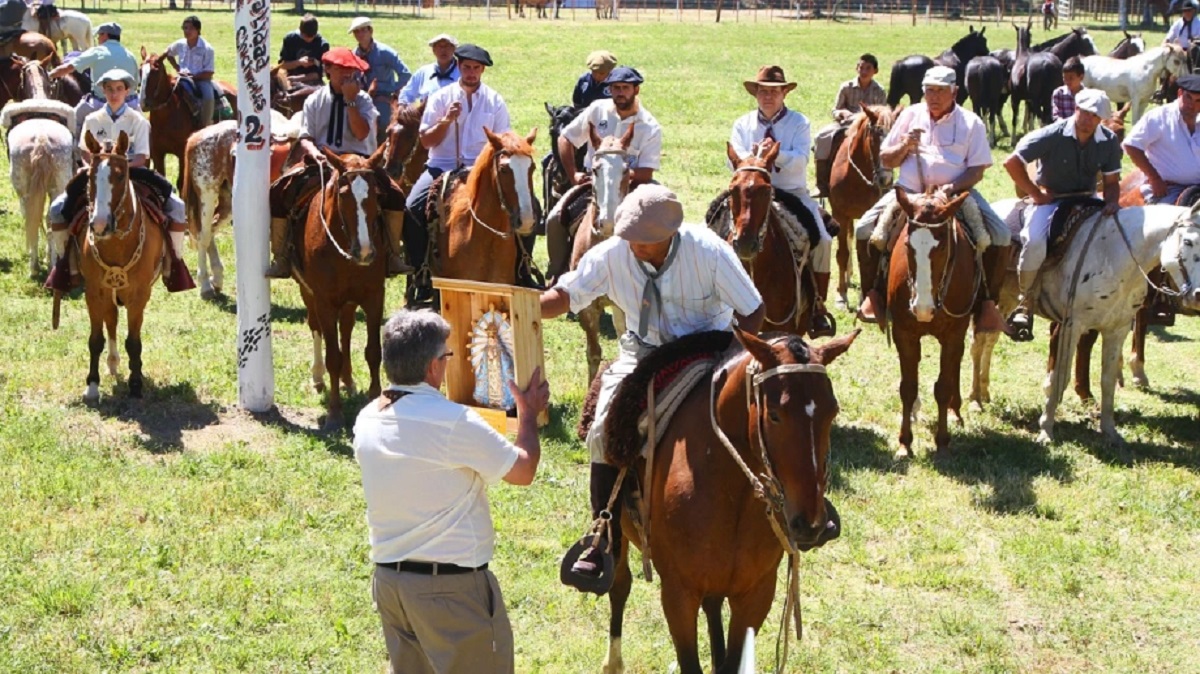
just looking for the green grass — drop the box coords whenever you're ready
[2,10,1199,673]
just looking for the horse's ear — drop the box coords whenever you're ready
[811,328,861,367]
[38,53,53,68]
[525,126,538,146]
[83,129,101,155]
[321,146,346,173]
[762,139,781,168]
[368,141,388,169]
[483,126,504,150]
[939,191,971,218]
[726,142,741,168]
[114,130,129,157]
[140,45,147,61]
[894,186,912,214]
[733,323,776,365]
[588,121,602,149]
[544,101,554,116]
[979,26,985,36]
[619,122,636,150]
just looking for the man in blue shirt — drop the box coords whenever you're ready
[572,50,615,110]
[48,22,140,138]
[350,16,411,143]
[398,33,460,106]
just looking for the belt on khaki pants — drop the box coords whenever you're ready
[376,561,488,575]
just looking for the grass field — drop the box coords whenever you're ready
[2,9,1199,673]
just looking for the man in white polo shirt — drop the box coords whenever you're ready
[557,66,662,188]
[1124,73,1200,206]
[354,309,549,674]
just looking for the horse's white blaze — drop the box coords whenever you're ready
[508,154,535,231]
[349,175,372,258]
[1131,37,1145,53]
[91,160,113,232]
[140,63,152,97]
[805,401,816,417]
[908,227,938,321]
[593,153,625,234]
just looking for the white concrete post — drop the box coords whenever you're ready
[233,0,275,411]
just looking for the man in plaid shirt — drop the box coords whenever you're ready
[1051,57,1085,120]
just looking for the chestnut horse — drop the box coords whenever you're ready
[437,128,538,285]
[605,326,858,674]
[290,146,391,430]
[0,31,57,65]
[828,104,898,308]
[138,48,238,188]
[887,189,978,456]
[381,98,427,193]
[78,130,166,402]
[572,123,633,383]
[723,141,814,337]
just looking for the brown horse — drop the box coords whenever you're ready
[290,146,391,430]
[268,64,317,118]
[438,128,539,284]
[887,189,977,455]
[0,31,57,65]
[604,326,858,674]
[138,48,238,188]
[723,141,814,337]
[381,98,427,193]
[78,130,166,403]
[572,123,634,383]
[0,53,77,108]
[829,104,898,309]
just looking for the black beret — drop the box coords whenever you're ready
[1177,74,1200,94]
[454,44,493,67]
[604,66,644,85]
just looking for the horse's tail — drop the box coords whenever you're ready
[26,134,58,206]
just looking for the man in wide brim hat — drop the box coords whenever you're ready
[743,65,797,96]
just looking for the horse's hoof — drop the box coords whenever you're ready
[968,400,984,413]
[342,382,357,397]
[129,381,143,399]
[200,287,217,301]
[82,385,99,404]
[1035,430,1054,445]
[322,415,344,432]
[834,295,848,311]
[1131,375,1149,390]
[894,446,913,460]
[312,381,326,394]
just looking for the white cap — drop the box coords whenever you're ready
[348,16,372,33]
[427,33,458,47]
[921,65,957,88]
[1075,88,1111,118]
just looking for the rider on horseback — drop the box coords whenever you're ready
[266,47,407,279]
[731,65,836,338]
[540,184,765,591]
[166,15,217,129]
[45,68,195,294]
[277,13,329,88]
[403,43,512,305]
[854,66,1009,332]
[813,54,886,196]
[1003,89,1123,341]
[49,22,139,138]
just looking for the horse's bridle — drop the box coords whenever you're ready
[139,61,171,112]
[903,212,981,318]
[87,155,140,240]
[315,162,381,263]
[733,164,774,253]
[847,121,891,193]
[466,150,533,239]
[1114,211,1197,300]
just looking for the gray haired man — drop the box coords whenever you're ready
[353,309,549,674]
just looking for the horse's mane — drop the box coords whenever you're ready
[392,100,424,128]
[463,130,532,199]
[849,105,898,135]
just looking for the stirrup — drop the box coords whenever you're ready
[387,256,414,278]
[1006,309,1035,342]
[807,310,837,339]
[265,259,291,279]
[560,534,615,596]
[1147,300,1175,326]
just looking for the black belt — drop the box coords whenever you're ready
[377,561,488,575]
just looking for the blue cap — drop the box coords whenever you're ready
[95,22,122,39]
[604,66,644,85]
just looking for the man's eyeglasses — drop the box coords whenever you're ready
[439,350,455,360]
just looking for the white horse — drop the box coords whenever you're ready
[972,199,1200,448]
[1,99,75,278]
[21,8,92,53]
[1082,44,1189,124]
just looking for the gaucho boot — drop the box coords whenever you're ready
[564,463,623,595]
[1006,270,1040,342]
[855,239,885,324]
[808,271,837,338]
[383,209,410,277]
[44,230,73,293]
[163,230,197,292]
[975,245,1011,334]
[265,217,292,279]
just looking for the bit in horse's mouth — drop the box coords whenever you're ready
[796,498,841,552]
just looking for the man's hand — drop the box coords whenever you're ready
[903,128,924,155]
[444,101,462,124]
[298,56,313,67]
[570,171,591,187]
[1028,188,1054,206]
[508,367,550,419]
[1102,201,1119,216]
[1148,173,1169,199]
[341,78,361,99]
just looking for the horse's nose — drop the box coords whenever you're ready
[913,306,935,322]
[1190,287,1200,308]
[731,234,757,261]
[791,498,841,552]
[354,242,374,266]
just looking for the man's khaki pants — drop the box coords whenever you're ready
[372,565,514,674]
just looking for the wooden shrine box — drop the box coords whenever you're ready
[432,277,548,434]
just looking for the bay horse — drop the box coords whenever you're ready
[887,26,989,106]
[78,130,167,402]
[722,141,814,338]
[572,123,633,383]
[437,127,539,285]
[290,145,391,430]
[1,54,74,278]
[828,104,898,308]
[1108,31,1146,60]
[0,31,58,65]
[978,199,1200,447]
[604,326,859,674]
[381,98,427,193]
[138,47,239,188]
[887,189,978,456]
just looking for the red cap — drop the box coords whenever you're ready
[322,47,369,72]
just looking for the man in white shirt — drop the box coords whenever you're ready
[354,309,549,674]
[45,69,194,294]
[557,66,661,188]
[1124,73,1200,205]
[729,65,835,337]
[398,33,460,106]
[852,66,1008,332]
[404,43,512,304]
[1166,0,1199,51]
[540,184,764,591]
[165,15,217,128]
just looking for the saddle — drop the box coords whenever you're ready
[814,124,848,198]
[871,192,989,254]
[175,77,233,125]
[578,330,735,468]
[544,182,591,281]
[1008,197,1104,270]
[705,188,834,247]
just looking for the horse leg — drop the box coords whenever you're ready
[1074,330,1098,403]
[611,304,627,336]
[196,193,216,298]
[338,304,357,397]
[934,330,968,452]
[969,329,1000,409]
[1039,324,1078,445]
[835,222,852,309]
[105,305,120,379]
[364,293,384,400]
[580,304,603,384]
[1129,304,1149,388]
[659,575,704,674]
[125,302,146,399]
[309,327,327,394]
[1099,325,1132,449]
[603,537,632,674]
[84,301,105,403]
[895,334,921,457]
[21,175,46,278]
[322,314,345,430]
[721,574,777,674]
[701,596,726,671]
[211,184,233,293]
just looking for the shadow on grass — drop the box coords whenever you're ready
[931,427,1075,515]
[1146,324,1193,344]
[830,424,907,490]
[208,292,310,324]
[86,380,220,453]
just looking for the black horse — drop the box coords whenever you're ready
[1033,27,1097,61]
[967,55,1010,147]
[540,102,582,232]
[887,26,990,106]
[1108,30,1145,59]
[1010,19,1062,138]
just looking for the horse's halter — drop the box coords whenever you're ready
[847,120,891,193]
[468,149,535,238]
[139,59,171,112]
[904,208,980,319]
[316,162,381,264]
[732,163,774,255]
[590,146,631,234]
[88,154,139,240]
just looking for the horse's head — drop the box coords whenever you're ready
[320,144,390,266]
[84,130,135,239]
[382,99,425,183]
[724,141,778,261]
[480,126,538,235]
[895,187,971,322]
[1161,44,1190,81]
[1071,28,1099,57]
[544,102,578,137]
[1162,203,1200,311]
[1103,102,1133,142]
[14,54,53,99]
[138,47,175,110]
[1014,20,1033,52]
[724,326,861,551]
[954,25,990,61]
[849,103,899,192]
[589,122,634,235]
